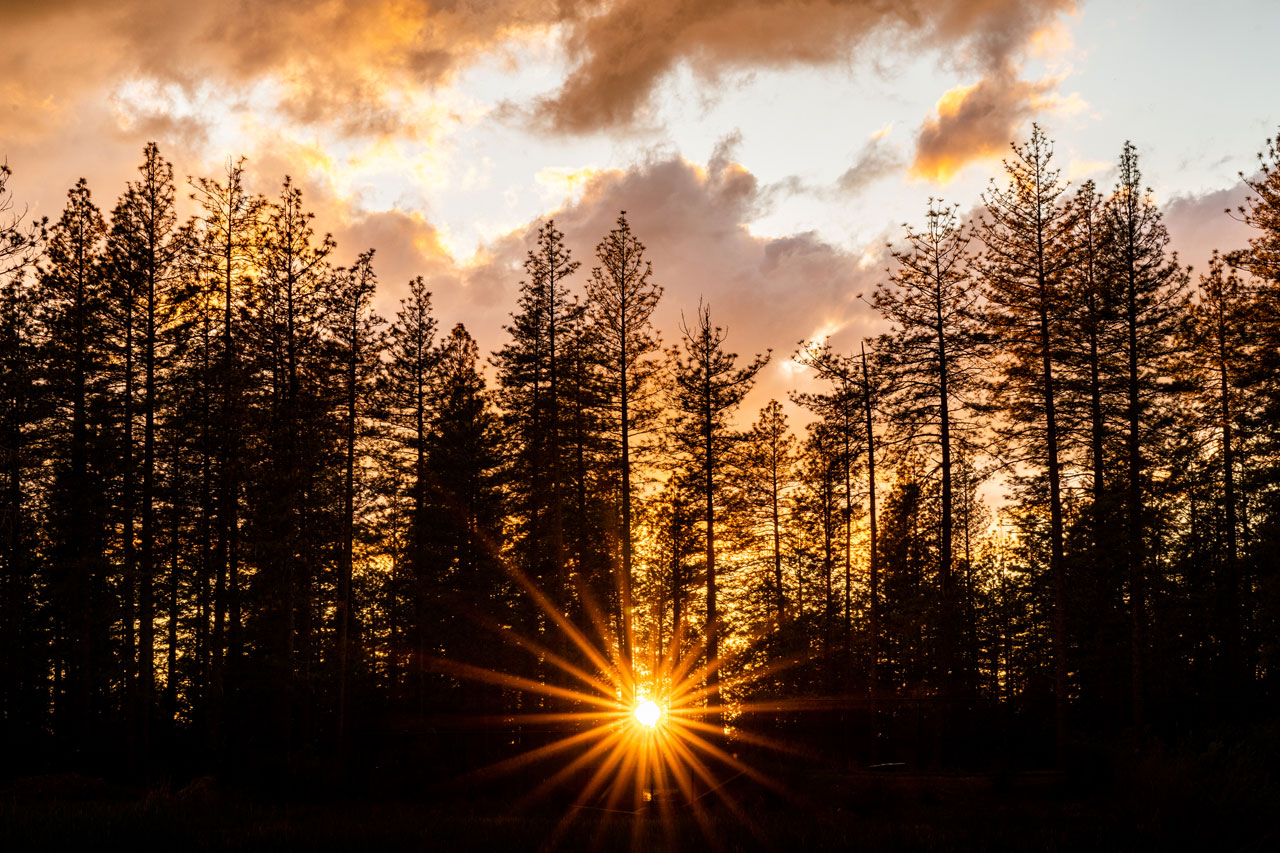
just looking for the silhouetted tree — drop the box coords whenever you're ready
[669,302,768,710]
[874,201,984,694]
[1103,142,1189,728]
[586,211,662,665]
[977,125,1075,756]
[40,179,111,749]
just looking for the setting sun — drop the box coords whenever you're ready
[634,698,662,728]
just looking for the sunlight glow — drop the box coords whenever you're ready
[634,698,662,728]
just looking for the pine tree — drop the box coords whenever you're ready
[244,175,334,754]
[384,275,437,709]
[792,341,868,674]
[794,421,842,670]
[586,211,662,667]
[0,168,46,738]
[977,125,1075,756]
[669,301,768,710]
[326,249,384,751]
[874,200,984,694]
[1061,178,1126,722]
[108,143,189,757]
[1185,254,1252,698]
[735,400,797,627]
[424,323,505,686]
[190,158,264,730]
[40,178,111,747]
[1103,142,1189,729]
[492,221,582,617]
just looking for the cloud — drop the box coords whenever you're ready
[4,1,1076,139]
[461,148,887,416]
[909,68,1056,183]
[535,0,1076,134]
[1162,181,1253,274]
[838,133,904,195]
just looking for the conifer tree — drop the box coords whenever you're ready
[586,211,662,665]
[1103,142,1189,728]
[0,170,45,736]
[326,249,384,749]
[792,341,866,669]
[40,179,111,746]
[384,275,437,707]
[669,302,768,708]
[424,323,505,676]
[244,175,334,752]
[736,400,796,627]
[190,158,264,717]
[492,221,582,616]
[874,200,984,693]
[977,125,1075,754]
[1186,254,1252,697]
[109,142,188,755]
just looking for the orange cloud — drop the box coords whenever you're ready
[535,0,1076,133]
[909,69,1055,183]
[3,1,1076,139]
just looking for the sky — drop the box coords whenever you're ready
[3,0,1275,421]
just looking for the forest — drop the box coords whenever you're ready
[1,125,1278,839]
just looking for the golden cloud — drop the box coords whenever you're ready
[4,0,1075,138]
[909,70,1056,184]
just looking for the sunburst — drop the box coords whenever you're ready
[427,556,813,848]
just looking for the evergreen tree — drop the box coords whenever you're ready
[384,275,437,709]
[792,341,868,674]
[190,158,264,729]
[40,179,111,748]
[1185,254,1252,698]
[669,301,768,710]
[492,221,582,617]
[0,174,46,742]
[977,125,1075,755]
[243,175,334,755]
[424,323,506,683]
[326,249,384,750]
[735,400,797,627]
[585,211,662,665]
[108,143,189,757]
[1103,142,1189,728]
[874,200,984,694]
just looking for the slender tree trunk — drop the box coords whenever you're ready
[704,379,719,711]
[1125,236,1145,731]
[213,225,235,751]
[70,245,93,744]
[415,368,427,713]
[1037,271,1068,763]
[1217,317,1241,699]
[771,446,784,625]
[166,446,181,727]
[934,281,955,693]
[863,344,879,697]
[139,247,157,765]
[620,343,633,669]
[843,421,852,669]
[547,250,565,611]
[338,310,357,754]
[122,278,137,748]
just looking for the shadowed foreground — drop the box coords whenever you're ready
[4,728,1276,852]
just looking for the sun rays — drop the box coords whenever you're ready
[425,552,811,848]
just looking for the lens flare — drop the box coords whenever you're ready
[426,531,815,849]
[634,698,661,728]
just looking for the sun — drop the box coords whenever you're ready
[634,698,662,728]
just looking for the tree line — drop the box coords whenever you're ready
[1,125,1277,780]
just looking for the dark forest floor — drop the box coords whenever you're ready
[4,721,1277,851]
[1,759,1274,853]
